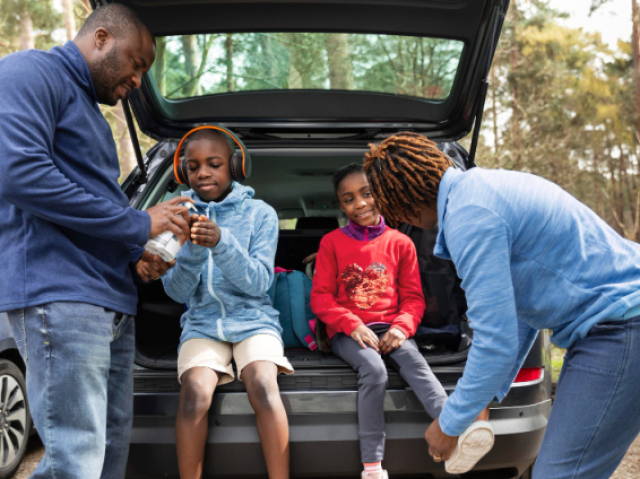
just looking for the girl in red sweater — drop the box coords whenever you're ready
[310,164,492,478]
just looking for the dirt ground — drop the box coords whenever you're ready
[11,433,640,478]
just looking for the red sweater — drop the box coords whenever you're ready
[310,228,425,339]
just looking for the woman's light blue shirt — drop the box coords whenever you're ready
[435,167,640,436]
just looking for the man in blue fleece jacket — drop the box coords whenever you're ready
[0,4,192,479]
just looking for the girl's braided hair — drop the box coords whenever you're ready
[363,131,452,227]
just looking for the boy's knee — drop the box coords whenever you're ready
[180,376,214,417]
[359,360,388,386]
[245,372,280,412]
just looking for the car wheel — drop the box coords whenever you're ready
[0,359,31,479]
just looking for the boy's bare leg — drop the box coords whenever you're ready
[176,367,220,479]
[241,361,290,479]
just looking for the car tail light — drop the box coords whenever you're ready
[514,367,543,383]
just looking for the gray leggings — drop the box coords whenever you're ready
[332,332,448,462]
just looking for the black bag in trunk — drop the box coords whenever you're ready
[397,141,471,351]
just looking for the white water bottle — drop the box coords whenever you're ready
[144,203,197,262]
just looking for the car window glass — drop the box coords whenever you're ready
[151,33,464,101]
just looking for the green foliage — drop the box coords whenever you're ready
[151,32,464,100]
[0,0,61,54]
[483,1,639,238]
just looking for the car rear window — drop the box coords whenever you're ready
[151,33,464,101]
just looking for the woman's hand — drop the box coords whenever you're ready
[136,250,175,281]
[379,327,407,354]
[190,214,221,247]
[350,324,380,351]
[425,418,458,463]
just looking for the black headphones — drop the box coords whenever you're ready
[173,125,252,185]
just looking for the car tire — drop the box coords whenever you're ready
[0,359,31,479]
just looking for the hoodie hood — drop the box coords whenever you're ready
[182,182,255,217]
[50,41,98,103]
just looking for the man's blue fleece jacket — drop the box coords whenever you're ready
[0,41,150,315]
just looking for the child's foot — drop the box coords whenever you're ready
[444,420,494,474]
[361,470,389,479]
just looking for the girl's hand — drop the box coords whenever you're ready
[190,214,221,247]
[302,252,318,264]
[350,324,380,351]
[379,328,406,354]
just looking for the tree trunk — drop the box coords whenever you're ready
[608,153,625,235]
[182,35,199,97]
[115,104,137,181]
[508,0,522,170]
[19,13,34,50]
[632,0,640,230]
[62,0,76,41]
[285,33,314,89]
[225,34,234,92]
[154,37,167,96]
[491,65,499,167]
[324,34,354,90]
[633,0,640,145]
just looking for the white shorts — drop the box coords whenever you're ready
[177,334,294,385]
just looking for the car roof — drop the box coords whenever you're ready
[108,0,509,144]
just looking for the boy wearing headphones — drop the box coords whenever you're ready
[162,128,293,479]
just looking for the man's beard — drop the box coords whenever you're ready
[90,46,123,106]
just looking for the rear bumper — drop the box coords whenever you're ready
[126,389,550,479]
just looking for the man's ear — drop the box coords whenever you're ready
[94,27,111,50]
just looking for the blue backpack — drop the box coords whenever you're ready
[268,270,318,350]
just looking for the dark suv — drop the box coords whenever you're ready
[109,0,552,477]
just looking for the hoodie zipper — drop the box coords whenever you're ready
[205,206,227,341]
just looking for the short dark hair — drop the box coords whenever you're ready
[185,128,236,158]
[77,3,153,43]
[332,163,364,195]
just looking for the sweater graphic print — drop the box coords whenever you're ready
[342,262,389,309]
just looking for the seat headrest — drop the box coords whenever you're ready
[295,217,339,230]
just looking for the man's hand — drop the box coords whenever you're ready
[147,197,194,244]
[190,214,221,247]
[379,327,406,354]
[136,250,175,282]
[425,418,458,463]
[350,324,380,351]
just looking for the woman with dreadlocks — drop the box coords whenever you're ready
[310,163,494,479]
[364,131,640,479]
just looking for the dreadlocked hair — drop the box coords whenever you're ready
[363,131,452,227]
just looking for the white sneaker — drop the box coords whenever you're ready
[361,469,389,479]
[445,420,494,474]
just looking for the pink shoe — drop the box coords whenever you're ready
[361,469,389,479]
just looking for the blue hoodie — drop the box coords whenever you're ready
[162,184,283,347]
[0,42,150,315]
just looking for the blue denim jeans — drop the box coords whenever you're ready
[534,316,640,479]
[7,302,135,479]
